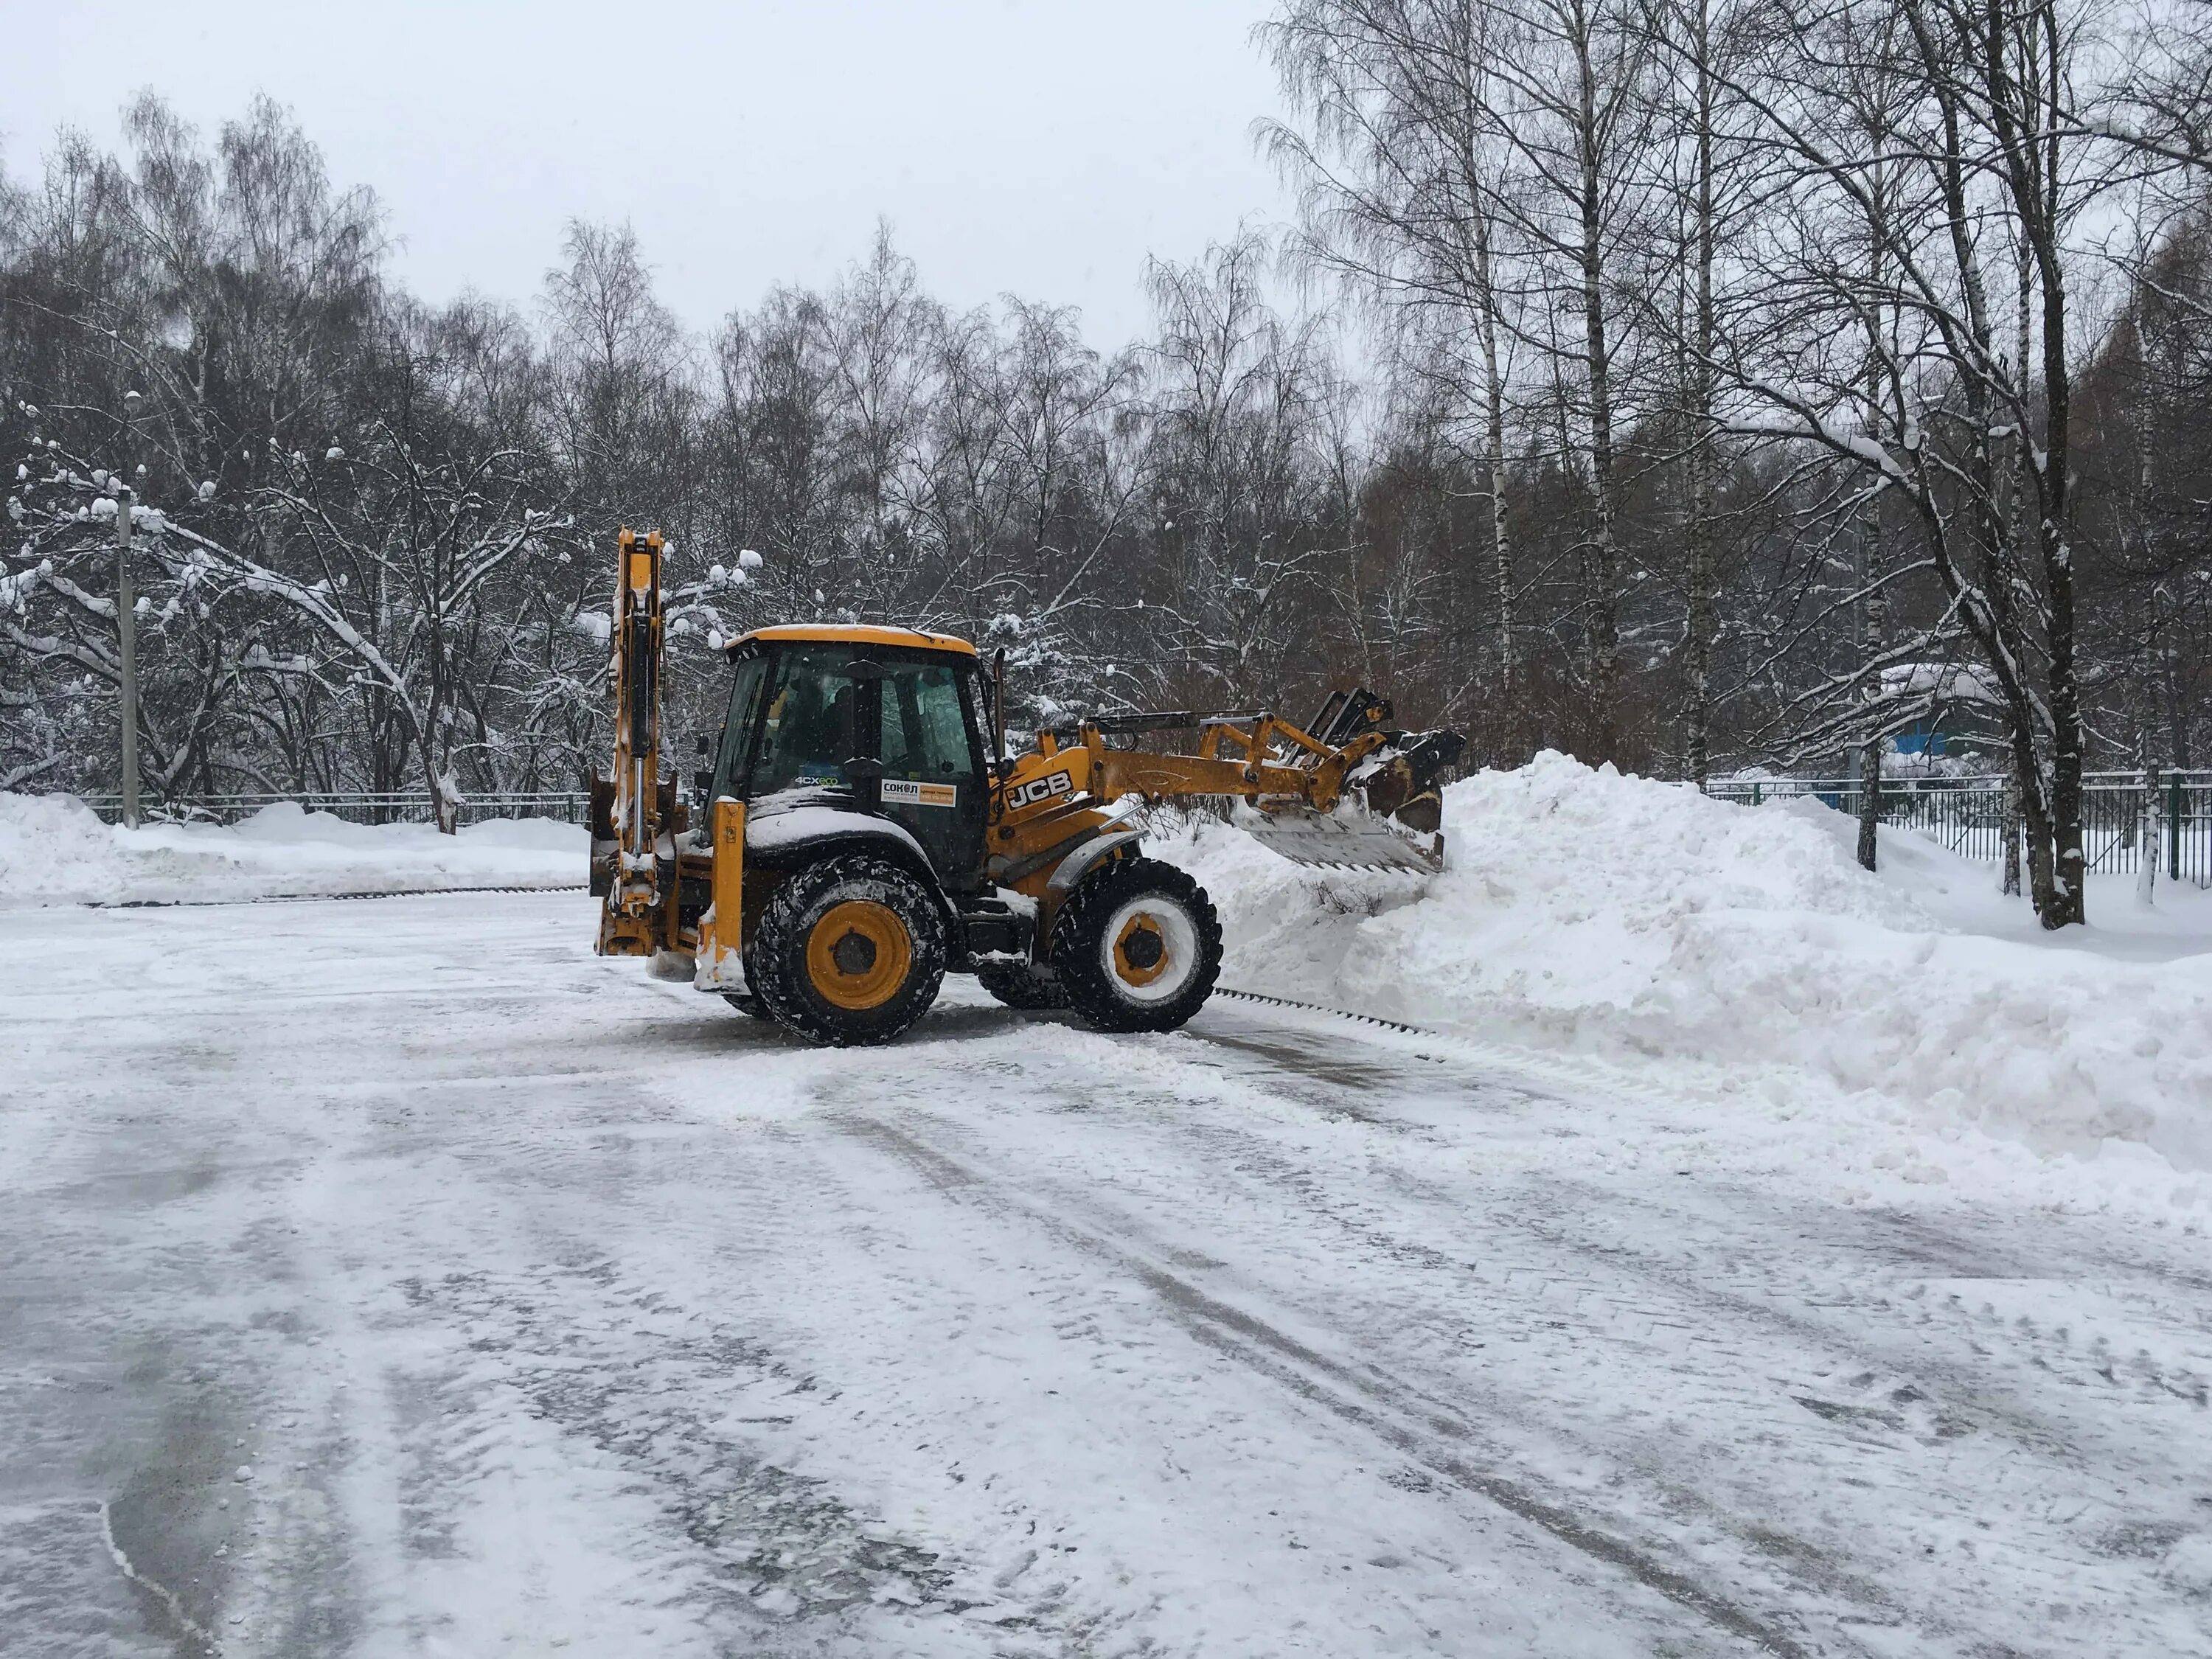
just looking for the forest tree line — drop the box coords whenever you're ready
[6,0,2212,922]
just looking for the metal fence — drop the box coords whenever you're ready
[73,789,593,828]
[1708,771,2212,886]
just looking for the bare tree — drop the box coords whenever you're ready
[1140,234,1344,709]
[1266,0,1528,742]
[1694,0,2127,924]
[9,78,2212,847]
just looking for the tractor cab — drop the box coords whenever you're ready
[706,626,996,892]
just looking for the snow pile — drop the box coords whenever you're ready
[0,792,585,908]
[1160,751,2212,1172]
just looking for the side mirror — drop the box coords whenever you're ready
[692,768,712,799]
[695,733,712,757]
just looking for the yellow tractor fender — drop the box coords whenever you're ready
[1037,830,1144,952]
[1045,830,1143,894]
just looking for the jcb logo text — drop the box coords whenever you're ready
[1008,770,1076,810]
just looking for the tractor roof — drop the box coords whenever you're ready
[730,624,978,658]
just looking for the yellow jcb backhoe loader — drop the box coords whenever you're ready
[590,529,1464,1046]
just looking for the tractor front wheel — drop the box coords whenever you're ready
[1051,856,1222,1034]
[750,856,947,1046]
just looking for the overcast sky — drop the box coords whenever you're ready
[5,0,1300,348]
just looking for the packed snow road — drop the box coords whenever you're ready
[4,892,2208,1658]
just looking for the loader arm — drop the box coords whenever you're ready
[1040,717,1383,813]
[997,696,1464,877]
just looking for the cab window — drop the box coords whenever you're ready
[710,653,768,801]
[880,663,976,785]
[754,650,864,796]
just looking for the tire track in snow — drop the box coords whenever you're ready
[1109,1003,2212,1658]
[1162,1095,2093,1475]
[827,1107,1817,1659]
[88,882,588,910]
[1185,999,2212,1475]
[100,1498,220,1655]
[1217,986,2212,1300]
[385,1251,1075,1652]
[835,1000,2212,1658]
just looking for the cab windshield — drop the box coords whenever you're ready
[754,648,865,796]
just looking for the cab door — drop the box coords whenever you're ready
[875,656,988,891]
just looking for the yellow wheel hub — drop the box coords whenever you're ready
[806,901,912,1010]
[1113,912,1172,987]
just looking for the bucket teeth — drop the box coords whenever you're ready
[1242,805,1444,873]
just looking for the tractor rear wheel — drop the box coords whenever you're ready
[974,961,1069,1011]
[750,856,947,1046]
[1051,855,1222,1034]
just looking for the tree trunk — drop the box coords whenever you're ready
[1573,7,1622,765]
[2002,769,2023,897]
[2138,739,2158,908]
[432,771,462,836]
[1683,0,1719,792]
[1474,204,1517,763]
[2011,724,2059,919]
[423,681,461,836]
[1857,739,1881,872]
[2039,531,2087,926]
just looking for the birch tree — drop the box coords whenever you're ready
[1266,0,1528,742]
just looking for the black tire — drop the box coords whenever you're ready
[1051,855,1222,1034]
[749,855,947,1047]
[974,960,1070,1011]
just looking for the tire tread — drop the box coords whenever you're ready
[1051,855,1222,1034]
[751,855,947,1046]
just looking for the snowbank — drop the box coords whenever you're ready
[0,793,585,908]
[1158,752,2212,1173]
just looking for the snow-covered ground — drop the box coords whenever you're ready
[1156,752,2212,1184]
[5,767,2211,1655]
[0,791,585,907]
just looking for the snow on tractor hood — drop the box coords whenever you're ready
[743,791,930,866]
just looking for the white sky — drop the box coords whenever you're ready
[4,0,1298,348]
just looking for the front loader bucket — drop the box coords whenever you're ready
[1242,804,1445,872]
[1240,724,1463,873]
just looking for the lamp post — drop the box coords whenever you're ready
[116,389,142,829]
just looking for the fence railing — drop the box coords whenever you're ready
[73,789,592,828]
[1708,771,2212,886]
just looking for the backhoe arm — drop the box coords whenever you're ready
[590,528,679,955]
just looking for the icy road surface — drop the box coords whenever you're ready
[4,891,2209,1658]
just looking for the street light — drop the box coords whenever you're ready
[116,389,142,829]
